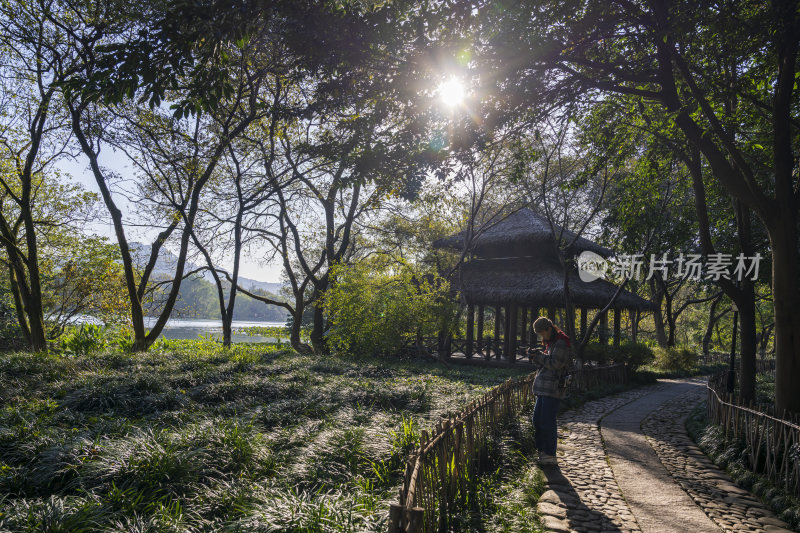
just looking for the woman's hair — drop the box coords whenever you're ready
[532,316,554,333]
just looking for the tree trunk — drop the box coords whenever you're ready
[665,299,676,347]
[737,283,758,403]
[757,324,774,360]
[0,90,54,353]
[702,295,725,357]
[222,205,244,349]
[5,265,31,345]
[653,311,667,348]
[310,289,327,354]
[770,0,800,416]
[132,337,150,352]
[770,223,800,415]
[222,318,233,348]
[562,255,577,347]
[290,297,310,353]
[650,279,668,347]
[21,216,47,352]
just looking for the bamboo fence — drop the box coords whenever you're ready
[706,373,800,500]
[388,363,628,533]
[700,351,776,378]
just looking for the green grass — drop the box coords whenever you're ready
[446,412,546,532]
[0,341,534,532]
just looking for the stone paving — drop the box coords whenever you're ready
[533,379,795,533]
[601,380,721,532]
[537,385,661,532]
[642,380,791,532]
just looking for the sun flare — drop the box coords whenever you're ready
[437,78,466,108]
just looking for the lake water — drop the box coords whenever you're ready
[70,316,289,342]
[142,318,287,342]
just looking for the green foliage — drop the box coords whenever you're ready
[322,259,456,357]
[41,235,131,328]
[653,346,697,372]
[58,325,107,356]
[614,343,655,371]
[581,343,616,365]
[108,327,135,352]
[0,286,25,351]
[447,413,545,532]
[237,325,303,344]
[390,414,420,458]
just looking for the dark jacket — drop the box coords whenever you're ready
[532,337,572,399]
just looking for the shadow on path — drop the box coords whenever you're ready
[539,465,625,533]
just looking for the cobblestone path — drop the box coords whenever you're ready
[534,379,794,533]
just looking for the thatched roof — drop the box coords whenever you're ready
[433,208,613,259]
[455,257,657,311]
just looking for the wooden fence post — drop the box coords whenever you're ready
[388,503,403,533]
[406,508,425,533]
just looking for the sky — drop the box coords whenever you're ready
[60,152,286,284]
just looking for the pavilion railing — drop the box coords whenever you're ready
[388,363,628,533]
[706,372,800,500]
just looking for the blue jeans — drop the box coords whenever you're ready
[532,395,560,456]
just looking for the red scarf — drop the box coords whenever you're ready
[545,328,571,348]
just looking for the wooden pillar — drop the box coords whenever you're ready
[548,307,556,321]
[530,307,539,347]
[520,307,528,346]
[466,304,475,358]
[509,304,518,363]
[613,308,621,348]
[599,310,608,345]
[494,306,502,358]
[476,305,485,355]
[580,307,588,340]
[503,305,512,359]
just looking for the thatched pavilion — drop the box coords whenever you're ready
[433,208,658,362]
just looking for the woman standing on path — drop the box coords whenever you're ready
[530,316,572,466]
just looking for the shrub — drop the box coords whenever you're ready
[322,258,456,357]
[654,346,697,371]
[614,342,655,370]
[0,288,27,351]
[103,326,135,352]
[59,324,108,356]
[581,343,615,365]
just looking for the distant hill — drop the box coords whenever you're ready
[130,243,288,321]
[130,243,283,293]
[237,278,283,295]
